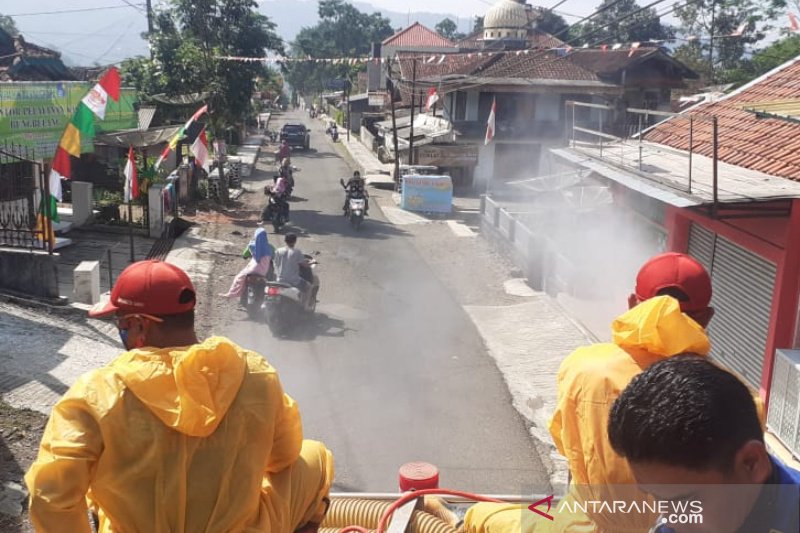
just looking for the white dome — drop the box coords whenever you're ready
[484,0,528,30]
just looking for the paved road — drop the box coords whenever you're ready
[223,111,549,494]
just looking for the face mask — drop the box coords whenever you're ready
[119,328,130,349]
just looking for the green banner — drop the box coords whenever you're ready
[0,81,138,160]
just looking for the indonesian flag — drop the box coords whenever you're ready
[191,128,210,172]
[485,97,496,146]
[731,22,747,37]
[38,67,121,247]
[123,146,139,203]
[425,87,439,112]
[790,12,800,31]
[628,42,641,57]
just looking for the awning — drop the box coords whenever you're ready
[744,100,800,124]
[96,126,182,148]
[138,106,157,131]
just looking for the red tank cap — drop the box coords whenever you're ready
[398,462,439,491]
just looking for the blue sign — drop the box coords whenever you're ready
[400,175,453,213]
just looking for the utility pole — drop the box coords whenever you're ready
[346,79,351,142]
[709,0,716,84]
[409,58,417,165]
[146,0,154,58]
[388,76,401,189]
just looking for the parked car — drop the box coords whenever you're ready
[280,123,310,150]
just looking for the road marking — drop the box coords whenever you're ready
[446,220,477,237]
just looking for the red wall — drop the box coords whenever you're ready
[666,200,800,405]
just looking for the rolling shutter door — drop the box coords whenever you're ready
[687,223,776,390]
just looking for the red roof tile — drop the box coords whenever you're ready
[645,57,800,181]
[383,22,456,49]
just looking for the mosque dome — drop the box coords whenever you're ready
[483,0,528,41]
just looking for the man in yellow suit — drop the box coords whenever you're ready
[464,253,719,533]
[25,260,333,533]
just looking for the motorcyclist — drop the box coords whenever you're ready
[328,122,338,141]
[342,170,369,216]
[263,170,290,222]
[273,233,314,308]
[276,139,291,164]
[279,157,295,192]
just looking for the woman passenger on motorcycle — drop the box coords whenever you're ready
[221,227,273,298]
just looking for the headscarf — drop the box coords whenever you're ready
[249,227,271,262]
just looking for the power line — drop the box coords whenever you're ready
[8,4,145,17]
[117,0,146,14]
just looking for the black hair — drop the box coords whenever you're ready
[608,355,762,472]
[656,286,690,303]
[285,233,298,246]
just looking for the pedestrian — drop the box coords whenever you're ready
[221,226,273,298]
[461,252,742,533]
[25,260,333,533]
[609,355,800,533]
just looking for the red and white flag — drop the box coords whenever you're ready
[628,42,641,57]
[790,12,800,31]
[191,127,210,172]
[123,146,139,203]
[485,97,496,146]
[425,87,439,112]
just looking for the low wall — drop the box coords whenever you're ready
[0,248,59,300]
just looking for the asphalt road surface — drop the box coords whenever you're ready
[223,111,549,495]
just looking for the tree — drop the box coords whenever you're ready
[121,0,283,128]
[435,18,461,41]
[283,0,393,97]
[724,34,800,85]
[674,0,786,84]
[0,14,17,36]
[576,0,673,45]
[473,16,484,34]
[534,10,569,38]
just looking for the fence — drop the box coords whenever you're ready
[0,143,51,253]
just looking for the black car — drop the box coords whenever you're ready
[280,123,310,150]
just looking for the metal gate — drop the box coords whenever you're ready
[0,143,51,253]
[687,223,776,389]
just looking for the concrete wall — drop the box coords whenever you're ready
[0,248,59,299]
[474,143,496,193]
[482,196,544,291]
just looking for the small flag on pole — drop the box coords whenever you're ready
[123,146,139,203]
[790,12,800,31]
[191,127,210,172]
[485,97,496,146]
[425,87,439,112]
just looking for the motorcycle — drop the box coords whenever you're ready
[262,188,289,232]
[263,256,320,336]
[340,179,366,230]
[326,123,339,142]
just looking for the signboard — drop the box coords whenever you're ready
[416,144,479,168]
[0,82,138,160]
[368,92,385,107]
[400,175,453,214]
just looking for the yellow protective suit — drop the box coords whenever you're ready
[464,296,711,533]
[25,336,334,533]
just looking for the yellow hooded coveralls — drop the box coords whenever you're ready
[464,296,712,533]
[25,337,333,533]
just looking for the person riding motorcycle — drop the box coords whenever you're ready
[276,139,291,164]
[273,233,314,308]
[279,158,295,192]
[342,170,369,216]
[263,171,290,223]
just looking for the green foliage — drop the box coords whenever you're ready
[574,0,673,45]
[283,0,394,97]
[435,18,464,41]
[723,34,800,85]
[535,10,569,38]
[675,0,787,84]
[472,16,484,34]
[0,14,18,36]
[120,0,283,129]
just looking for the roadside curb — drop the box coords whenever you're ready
[0,291,89,318]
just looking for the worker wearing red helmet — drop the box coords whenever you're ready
[463,252,763,533]
[25,260,333,533]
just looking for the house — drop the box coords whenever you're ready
[543,54,800,438]
[0,28,74,81]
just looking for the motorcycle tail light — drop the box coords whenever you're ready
[267,287,280,296]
